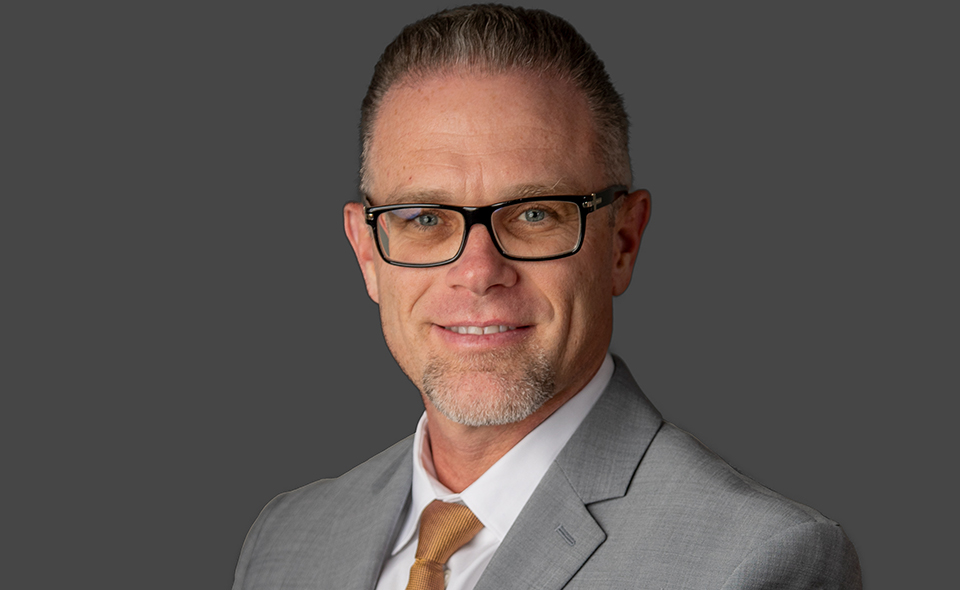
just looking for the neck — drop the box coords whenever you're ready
[422,381,585,493]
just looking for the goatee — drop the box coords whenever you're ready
[421,347,556,427]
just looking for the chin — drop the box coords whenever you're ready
[421,348,556,427]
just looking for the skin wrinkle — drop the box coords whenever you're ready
[378,181,581,207]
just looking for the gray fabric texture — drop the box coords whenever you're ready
[233,357,861,589]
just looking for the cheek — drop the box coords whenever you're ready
[534,258,606,331]
[372,267,405,339]
[374,266,432,339]
[564,244,615,331]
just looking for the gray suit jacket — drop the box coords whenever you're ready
[233,357,861,589]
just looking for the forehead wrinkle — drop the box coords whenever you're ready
[395,125,582,146]
[402,146,564,166]
[379,179,584,207]
[510,180,582,198]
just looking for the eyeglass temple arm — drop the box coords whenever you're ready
[581,185,628,212]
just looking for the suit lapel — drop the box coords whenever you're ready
[472,465,606,590]
[474,357,662,590]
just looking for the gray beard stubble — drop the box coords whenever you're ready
[421,347,556,427]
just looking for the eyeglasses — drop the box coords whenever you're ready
[364,185,627,268]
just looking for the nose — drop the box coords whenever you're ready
[445,224,518,294]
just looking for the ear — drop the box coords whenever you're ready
[611,189,651,296]
[343,201,381,304]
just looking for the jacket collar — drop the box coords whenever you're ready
[555,355,663,504]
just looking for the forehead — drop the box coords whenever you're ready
[366,71,604,205]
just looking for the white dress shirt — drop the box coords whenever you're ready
[374,354,615,590]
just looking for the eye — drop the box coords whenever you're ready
[521,208,548,223]
[415,213,440,227]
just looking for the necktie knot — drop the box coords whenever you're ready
[405,500,483,590]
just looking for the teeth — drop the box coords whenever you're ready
[446,325,517,335]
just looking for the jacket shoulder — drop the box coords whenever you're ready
[639,423,838,527]
[232,436,414,590]
[583,423,861,588]
[262,434,414,519]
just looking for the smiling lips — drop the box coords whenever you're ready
[443,325,519,335]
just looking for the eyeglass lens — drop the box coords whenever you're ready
[376,201,582,265]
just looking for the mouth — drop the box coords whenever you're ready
[443,325,519,335]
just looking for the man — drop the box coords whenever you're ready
[233,5,861,589]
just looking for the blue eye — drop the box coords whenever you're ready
[416,213,440,226]
[523,209,547,222]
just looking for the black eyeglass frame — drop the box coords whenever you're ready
[364,185,628,268]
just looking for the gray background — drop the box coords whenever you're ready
[4,1,956,588]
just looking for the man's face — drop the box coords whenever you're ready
[345,71,647,427]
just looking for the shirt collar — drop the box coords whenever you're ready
[389,353,615,555]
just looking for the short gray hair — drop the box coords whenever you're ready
[359,3,631,196]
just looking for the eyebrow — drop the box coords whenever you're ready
[376,180,584,206]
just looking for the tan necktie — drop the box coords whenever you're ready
[405,500,484,590]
